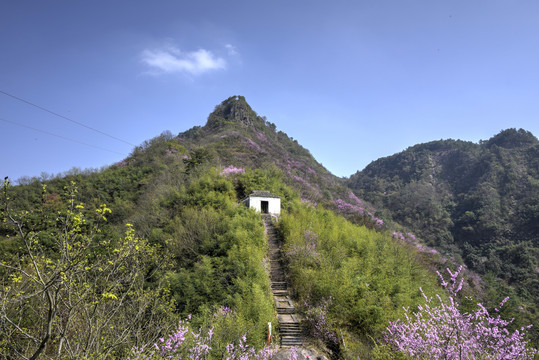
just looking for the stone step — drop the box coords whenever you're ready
[280,326,301,330]
[264,216,304,348]
[277,308,295,314]
[280,330,301,335]
[271,281,287,288]
[280,324,301,329]
[281,338,303,346]
[281,332,302,337]
[281,332,302,338]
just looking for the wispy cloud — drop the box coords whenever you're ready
[225,44,239,56]
[141,46,226,75]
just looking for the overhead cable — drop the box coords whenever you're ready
[0,89,136,147]
[0,117,126,156]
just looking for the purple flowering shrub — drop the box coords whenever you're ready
[221,165,245,176]
[304,298,338,347]
[335,198,385,228]
[384,266,537,359]
[285,230,320,267]
[132,311,278,360]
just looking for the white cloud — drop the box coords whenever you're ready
[141,46,226,75]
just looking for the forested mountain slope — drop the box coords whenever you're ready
[347,128,539,341]
[0,96,449,359]
[2,97,537,358]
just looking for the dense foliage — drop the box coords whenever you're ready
[0,165,277,358]
[347,128,539,346]
[278,201,442,358]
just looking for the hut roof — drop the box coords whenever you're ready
[247,190,280,199]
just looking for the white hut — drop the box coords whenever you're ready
[242,190,281,216]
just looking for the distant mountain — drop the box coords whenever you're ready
[347,128,539,331]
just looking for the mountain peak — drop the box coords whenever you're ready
[205,95,264,130]
[484,128,538,149]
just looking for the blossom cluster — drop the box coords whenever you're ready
[256,131,268,143]
[224,335,276,360]
[334,197,384,227]
[348,192,363,206]
[221,166,245,176]
[335,198,364,215]
[384,267,537,359]
[131,314,280,360]
[304,298,338,345]
[290,173,319,194]
[300,198,317,207]
[286,230,320,262]
[215,305,233,317]
[246,138,261,151]
[391,231,439,256]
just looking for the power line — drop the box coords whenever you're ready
[0,117,127,156]
[0,89,136,147]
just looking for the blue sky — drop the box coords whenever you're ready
[2,1,539,181]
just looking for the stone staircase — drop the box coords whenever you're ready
[263,215,303,347]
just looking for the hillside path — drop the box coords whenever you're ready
[263,215,303,347]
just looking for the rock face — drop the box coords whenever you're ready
[206,95,265,129]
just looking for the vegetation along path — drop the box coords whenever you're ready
[263,215,303,347]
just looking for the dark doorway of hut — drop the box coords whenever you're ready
[261,201,269,214]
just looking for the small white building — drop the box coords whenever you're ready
[242,190,281,216]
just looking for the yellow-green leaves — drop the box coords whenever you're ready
[96,204,111,221]
[102,292,118,300]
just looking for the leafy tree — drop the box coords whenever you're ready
[0,180,173,359]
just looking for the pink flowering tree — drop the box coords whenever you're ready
[384,266,537,359]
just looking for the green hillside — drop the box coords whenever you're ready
[1,97,536,359]
[347,128,539,344]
